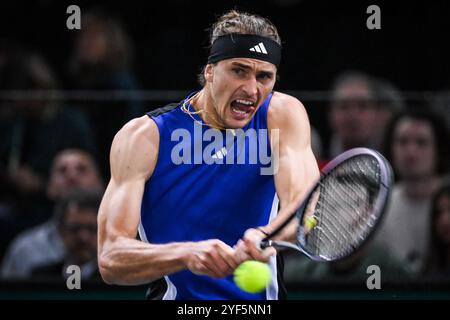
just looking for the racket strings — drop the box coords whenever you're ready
[305,155,382,260]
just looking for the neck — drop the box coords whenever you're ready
[402,175,439,200]
[191,89,226,130]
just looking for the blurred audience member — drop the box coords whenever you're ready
[31,188,102,280]
[328,71,378,158]
[284,240,411,286]
[1,149,103,278]
[327,71,403,158]
[374,108,450,275]
[371,77,405,150]
[0,49,96,259]
[423,180,450,279]
[67,8,142,179]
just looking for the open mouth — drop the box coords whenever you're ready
[230,99,256,119]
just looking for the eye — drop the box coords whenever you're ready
[58,165,67,174]
[77,164,88,174]
[415,137,429,148]
[257,72,273,81]
[232,67,244,75]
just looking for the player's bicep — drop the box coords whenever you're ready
[98,179,144,243]
[98,116,158,249]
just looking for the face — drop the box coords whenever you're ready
[60,206,98,265]
[435,194,450,244]
[47,150,103,199]
[392,118,437,180]
[76,23,108,65]
[204,58,277,129]
[331,81,377,147]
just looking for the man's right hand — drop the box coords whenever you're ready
[184,239,241,278]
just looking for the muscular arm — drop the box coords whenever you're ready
[264,92,320,241]
[98,116,239,285]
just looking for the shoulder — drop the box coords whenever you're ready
[8,222,54,251]
[268,91,310,130]
[270,91,303,108]
[113,115,159,148]
[110,116,159,181]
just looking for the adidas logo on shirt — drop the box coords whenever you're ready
[249,42,268,54]
[212,146,228,159]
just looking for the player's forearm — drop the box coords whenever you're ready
[261,198,303,242]
[98,237,190,285]
[267,151,319,242]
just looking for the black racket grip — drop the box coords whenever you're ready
[259,239,272,250]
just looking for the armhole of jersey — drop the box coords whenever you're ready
[139,221,178,300]
[144,103,181,181]
[263,92,274,150]
[266,193,282,300]
[140,104,182,300]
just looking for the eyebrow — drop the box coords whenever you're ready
[231,62,274,77]
[231,62,252,70]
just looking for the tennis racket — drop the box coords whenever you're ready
[260,147,393,262]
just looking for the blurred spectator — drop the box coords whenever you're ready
[374,108,450,275]
[0,49,96,258]
[327,71,378,158]
[46,149,104,200]
[371,77,405,150]
[327,71,403,159]
[31,188,102,280]
[284,241,411,286]
[1,149,103,278]
[423,180,450,279]
[67,8,142,179]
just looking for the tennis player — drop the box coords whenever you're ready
[97,10,319,300]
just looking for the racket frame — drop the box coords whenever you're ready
[261,147,393,262]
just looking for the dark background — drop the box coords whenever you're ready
[1,0,450,92]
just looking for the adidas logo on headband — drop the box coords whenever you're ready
[207,34,281,67]
[249,42,268,54]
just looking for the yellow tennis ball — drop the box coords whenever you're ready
[305,216,317,231]
[234,261,271,293]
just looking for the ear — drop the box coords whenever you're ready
[204,64,214,83]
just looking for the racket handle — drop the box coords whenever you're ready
[260,239,304,253]
[259,239,272,249]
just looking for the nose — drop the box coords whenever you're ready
[77,228,94,242]
[403,140,421,156]
[66,168,80,185]
[241,76,258,98]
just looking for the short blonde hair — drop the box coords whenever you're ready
[198,10,281,86]
[209,10,281,46]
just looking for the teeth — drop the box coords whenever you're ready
[236,99,254,106]
[232,107,246,115]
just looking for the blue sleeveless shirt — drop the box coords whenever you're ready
[140,93,280,300]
